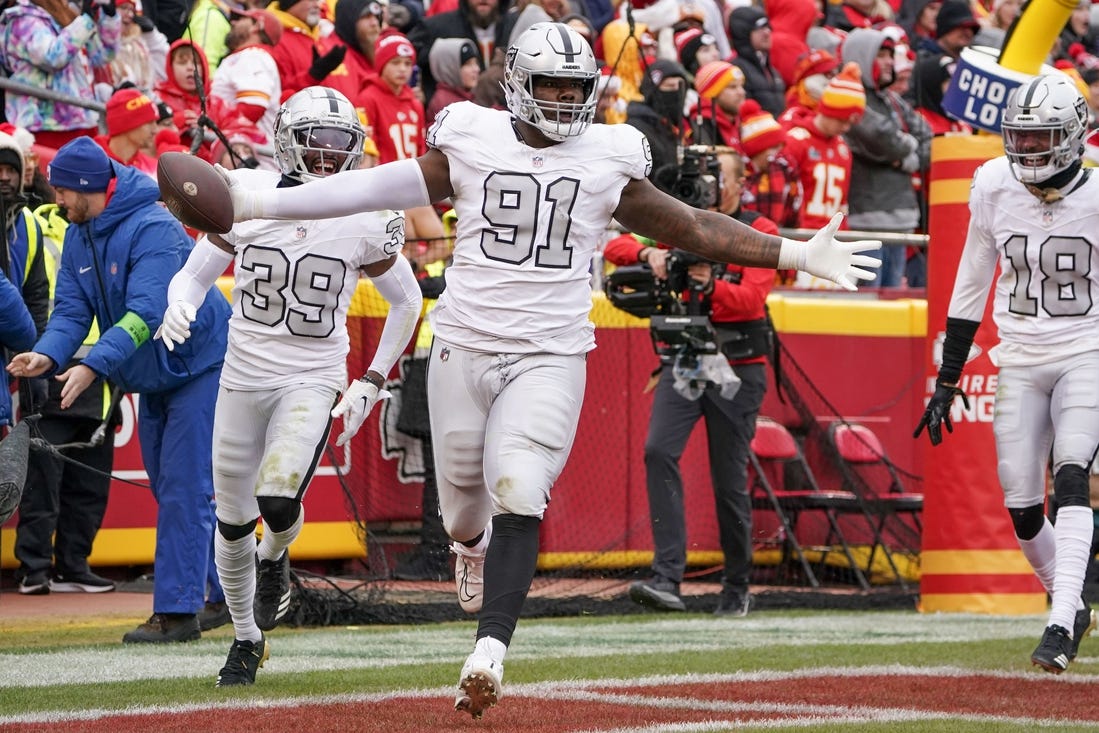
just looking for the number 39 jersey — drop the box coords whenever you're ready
[949,157,1099,367]
[218,169,405,390]
[426,101,651,355]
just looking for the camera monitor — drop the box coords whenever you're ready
[650,315,719,357]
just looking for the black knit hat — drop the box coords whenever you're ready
[0,147,22,173]
[935,0,979,39]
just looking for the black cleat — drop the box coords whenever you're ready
[216,636,269,687]
[254,552,291,631]
[1070,607,1097,660]
[1032,624,1073,674]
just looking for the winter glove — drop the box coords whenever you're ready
[214,164,263,221]
[913,381,969,446]
[309,45,347,81]
[154,301,197,351]
[134,13,155,31]
[331,378,391,446]
[785,212,882,291]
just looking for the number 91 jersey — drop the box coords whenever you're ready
[950,156,1099,367]
[426,101,651,356]
[217,168,405,390]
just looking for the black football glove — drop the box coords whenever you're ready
[913,381,969,446]
[308,45,347,81]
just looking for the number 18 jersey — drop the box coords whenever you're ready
[426,102,651,356]
[950,157,1099,367]
[218,168,405,390]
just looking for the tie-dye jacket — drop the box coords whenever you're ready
[0,1,120,132]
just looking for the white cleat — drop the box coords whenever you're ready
[451,523,491,614]
[454,649,503,720]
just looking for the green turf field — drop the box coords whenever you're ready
[1,609,1097,732]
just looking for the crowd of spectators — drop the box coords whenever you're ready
[2,0,1071,288]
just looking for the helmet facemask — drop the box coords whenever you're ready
[1001,75,1087,185]
[274,87,366,182]
[503,22,599,142]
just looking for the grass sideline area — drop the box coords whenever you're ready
[1,609,1097,732]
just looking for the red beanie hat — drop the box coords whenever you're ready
[738,99,785,157]
[106,88,157,137]
[791,49,839,87]
[374,33,416,72]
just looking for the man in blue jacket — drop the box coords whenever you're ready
[6,137,231,643]
[0,272,37,426]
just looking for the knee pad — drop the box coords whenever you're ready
[1054,464,1091,508]
[218,518,258,542]
[257,496,301,533]
[1007,503,1045,540]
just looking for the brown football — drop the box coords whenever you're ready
[156,152,234,234]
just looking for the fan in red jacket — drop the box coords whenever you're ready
[153,39,232,162]
[357,33,425,163]
[269,0,348,102]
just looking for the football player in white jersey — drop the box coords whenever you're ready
[218,22,881,718]
[156,86,422,687]
[916,74,1099,674]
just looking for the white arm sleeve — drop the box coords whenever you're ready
[166,236,235,308]
[255,158,433,220]
[366,254,423,378]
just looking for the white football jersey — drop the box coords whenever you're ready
[425,101,651,355]
[949,157,1099,367]
[218,168,405,390]
[210,47,281,143]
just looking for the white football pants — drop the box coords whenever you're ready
[994,351,1099,508]
[427,340,587,542]
[212,383,338,525]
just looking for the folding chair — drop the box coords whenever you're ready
[826,421,924,589]
[749,417,871,590]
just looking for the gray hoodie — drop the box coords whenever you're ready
[841,28,932,231]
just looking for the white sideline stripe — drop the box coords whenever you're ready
[0,611,1055,688]
[2,668,1098,728]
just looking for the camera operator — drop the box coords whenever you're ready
[605,148,776,616]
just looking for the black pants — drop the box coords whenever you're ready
[643,362,767,591]
[15,416,114,577]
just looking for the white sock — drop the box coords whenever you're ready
[475,635,507,664]
[215,530,262,642]
[1018,518,1057,594]
[1051,506,1093,634]
[258,506,304,563]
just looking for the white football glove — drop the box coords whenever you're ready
[213,164,262,222]
[154,301,197,351]
[800,212,882,291]
[331,379,391,447]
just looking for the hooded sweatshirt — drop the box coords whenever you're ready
[426,37,477,127]
[154,39,232,162]
[728,6,785,117]
[840,27,931,229]
[34,164,230,394]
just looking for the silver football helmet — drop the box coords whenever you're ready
[273,86,365,182]
[503,22,599,141]
[1001,74,1087,184]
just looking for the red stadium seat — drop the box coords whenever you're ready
[749,417,871,590]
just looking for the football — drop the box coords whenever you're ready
[156,152,234,234]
